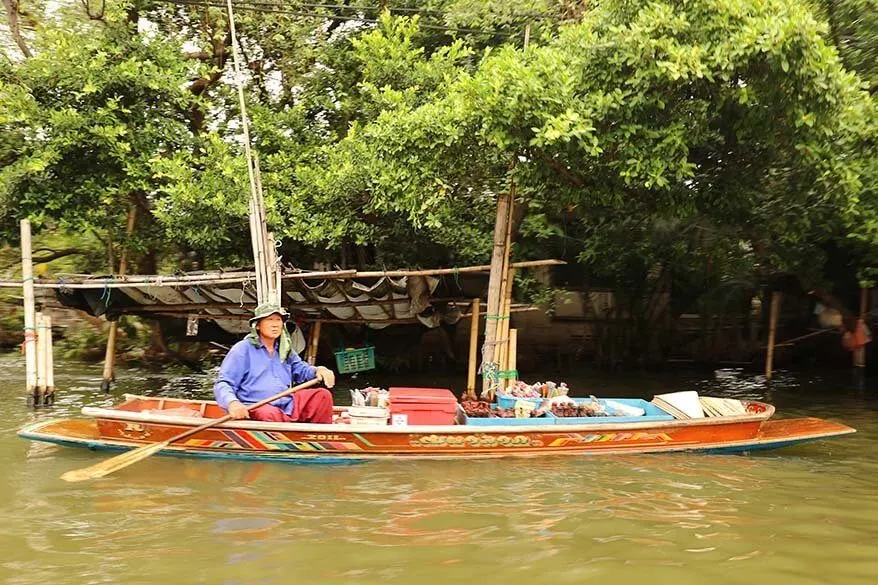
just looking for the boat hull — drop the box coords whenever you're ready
[19,416,855,462]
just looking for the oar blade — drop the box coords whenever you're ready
[61,441,169,482]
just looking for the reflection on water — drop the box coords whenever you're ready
[1,355,877,585]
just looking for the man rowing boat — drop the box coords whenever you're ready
[213,303,336,423]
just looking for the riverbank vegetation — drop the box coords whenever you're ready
[1,0,875,367]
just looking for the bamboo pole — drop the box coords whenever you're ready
[35,311,46,403]
[127,306,540,323]
[508,328,518,386]
[498,267,515,391]
[225,0,269,306]
[765,291,781,380]
[44,313,55,405]
[466,299,480,400]
[307,321,322,365]
[349,259,563,278]
[248,199,263,301]
[20,220,38,407]
[494,173,516,395]
[760,328,832,348]
[102,204,137,392]
[270,231,283,307]
[0,260,565,290]
[480,192,511,394]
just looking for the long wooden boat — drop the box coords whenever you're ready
[18,393,855,463]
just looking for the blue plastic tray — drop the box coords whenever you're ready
[551,398,675,425]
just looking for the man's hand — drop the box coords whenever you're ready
[228,400,250,420]
[315,366,336,388]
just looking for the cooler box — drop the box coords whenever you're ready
[388,388,458,426]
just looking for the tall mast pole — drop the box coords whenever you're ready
[225,0,276,304]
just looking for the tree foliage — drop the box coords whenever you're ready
[0,0,875,290]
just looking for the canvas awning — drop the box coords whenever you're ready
[2,260,561,335]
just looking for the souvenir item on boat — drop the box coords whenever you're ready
[653,391,705,419]
[347,406,390,426]
[507,380,543,399]
[699,397,747,417]
[550,396,610,418]
[604,400,646,417]
[514,399,537,419]
[460,400,493,418]
[506,380,571,399]
[350,387,389,408]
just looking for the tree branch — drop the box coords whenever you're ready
[534,148,587,187]
[2,0,33,58]
[31,248,91,264]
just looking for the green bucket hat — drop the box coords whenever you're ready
[249,302,289,326]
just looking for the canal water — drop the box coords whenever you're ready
[1,354,876,585]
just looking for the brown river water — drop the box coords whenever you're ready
[1,354,877,585]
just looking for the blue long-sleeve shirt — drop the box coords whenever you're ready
[213,338,317,415]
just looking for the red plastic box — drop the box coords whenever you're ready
[388,388,458,426]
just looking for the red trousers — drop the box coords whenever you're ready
[248,388,333,424]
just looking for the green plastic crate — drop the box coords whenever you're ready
[334,346,375,374]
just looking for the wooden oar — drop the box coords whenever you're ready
[61,378,321,482]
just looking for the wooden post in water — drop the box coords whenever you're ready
[44,313,55,405]
[853,287,869,383]
[102,204,137,392]
[307,321,322,366]
[20,220,38,407]
[765,291,782,380]
[35,310,46,404]
[466,299,480,400]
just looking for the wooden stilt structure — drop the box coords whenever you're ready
[20,220,38,407]
[765,291,782,380]
[102,204,137,392]
[466,299,480,400]
[307,321,322,365]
